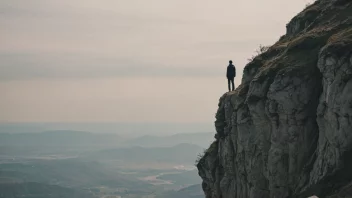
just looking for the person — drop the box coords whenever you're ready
[226,60,236,91]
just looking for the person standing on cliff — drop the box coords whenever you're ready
[226,60,236,92]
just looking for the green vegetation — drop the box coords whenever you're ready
[328,27,352,44]
[195,140,218,165]
[247,44,270,62]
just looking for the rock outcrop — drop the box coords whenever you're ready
[197,0,352,197]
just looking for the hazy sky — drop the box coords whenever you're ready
[0,0,312,123]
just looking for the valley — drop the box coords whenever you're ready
[0,131,210,198]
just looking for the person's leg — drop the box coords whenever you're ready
[228,79,231,92]
[231,78,235,91]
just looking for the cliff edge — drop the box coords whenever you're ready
[197,0,352,197]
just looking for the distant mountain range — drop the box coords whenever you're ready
[121,132,214,148]
[0,129,207,197]
[0,130,214,149]
[0,130,123,148]
[85,143,204,164]
[0,122,213,136]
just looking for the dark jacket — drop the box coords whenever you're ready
[226,64,236,79]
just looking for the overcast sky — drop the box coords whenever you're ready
[0,0,312,123]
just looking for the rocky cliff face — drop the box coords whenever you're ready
[197,0,352,197]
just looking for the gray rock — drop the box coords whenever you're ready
[197,0,352,197]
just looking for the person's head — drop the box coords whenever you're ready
[229,60,233,64]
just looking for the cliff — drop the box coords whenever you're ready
[197,0,352,197]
